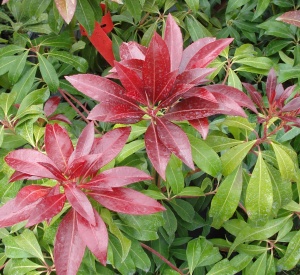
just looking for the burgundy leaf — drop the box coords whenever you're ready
[280,116,300,127]
[81,167,152,190]
[189,117,210,139]
[77,209,108,265]
[156,118,194,169]
[277,10,300,28]
[5,149,59,179]
[68,122,94,165]
[205,84,258,113]
[277,85,296,106]
[282,97,300,112]
[183,87,218,102]
[176,68,215,86]
[120,41,147,60]
[54,209,86,275]
[179,37,216,72]
[9,171,41,182]
[143,33,171,104]
[54,0,77,24]
[242,82,264,111]
[266,68,277,104]
[114,62,147,105]
[26,194,66,227]
[45,124,74,173]
[49,114,72,125]
[108,59,144,79]
[154,70,178,103]
[186,38,233,70]
[89,187,165,215]
[38,162,66,181]
[44,96,60,116]
[164,14,183,71]
[87,101,144,124]
[145,122,171,180]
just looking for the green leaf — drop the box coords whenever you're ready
[176,186,204,197]
[0,56,17,76]
[0,45,25,58]
[248,251,267,275]
[230,253,253,273]
[0,91,17,116]
[253,0,270,20]
[282,200,300,212]
[0,125,4,147]
[221,140,256,176]
[8,50,29,84]
[223,116,256,133]
[16,121,35,147]
[27,0,52,18]
[271,142,296,181]
[116,140,145,163]
[210,166,243,229]
[141,21,157,46]
[185,0,199,13]
[112,33,123,61]
[245,152,273,226]
[162,204,177,237]
[188,134,222,177]
[3,229,44,261]
[186,15,211,41]
[37,52,59,92]
[7,258,43,275]
[258,21,294,39]
[165,155,184,195]
[277,229,300,271]
[75,0,95,36]
[206,259,235,275]
[236,244,268,257]
[278,64,300,82]
[265,40,292,56]
[236,57,273,70]
[124,0,142,23]
[228,69,243,91]
[33,32,73,49]
[129,240,151,272]
[226,0,250,13]
[266,254,276,274]
[205,135,244,152]
[169,199,195,223]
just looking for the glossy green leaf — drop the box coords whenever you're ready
[176,186,204,197]
[141,21,157,46]
[169,199,195,223]
[206,259,235,275]
[265,40,292,56]
[0,56,17,76]
[75,0,95,36]
[162,204,177,237]
[185,0,199,13]
[236,57,273,70]
[186,15,211,41]
[188,134,222,177]
[210,166,243,229]
[0,91,17,116]
[226,0,250,13]
[205,135,244,152]
[37,52,59,92]
[245,152,273,226]
[266,254,276,274]
[228,69,243,91]
[258,20,295,39]
[15,121,35,147]
[253,0,270,20]
[165,155,184,195]
[6,258,43,275]
[27,0,52,18]
[129,240,151,272]
[116,140,145,163]
[230,253,253,273]
[236,244,268,257]
[8,50,29,84]
[221,140,256,176]
[248,251,267,275]
[0,125,4,147]
[124,0,142,23]
[0,45,25,58]
[278,127,300,142]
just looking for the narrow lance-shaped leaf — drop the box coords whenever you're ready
[44,96,60,116]
[165,155,184,195]
[277,10,300,28]
[266,68,277,104]
[54,0,77,24]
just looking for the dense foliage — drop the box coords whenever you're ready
[0,0,300,274]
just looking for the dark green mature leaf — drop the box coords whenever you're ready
[6,258,43,275]
[0,45,25,58]
[8,50,29,84]
[226,0,250,13]
[129,240,151,272]
[37,53,59,92]
[185,0,199,13]
[162,204,177,237]
[186,15,211,41]
[253,0,271,20]
[206,259,236,275]
[210,166,243,229]
[27,0,52,18]
[258,20,294,39]
[124,0,142,23]
[248,251,267,274]
[33,32,73,49]
[75,0,95,36]
[169,199,195,223]
[141,21,157,46]
[165,155,184,195]
[245,152,273,226]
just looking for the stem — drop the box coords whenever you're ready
[140,242,185,275]
[222,59,232,85]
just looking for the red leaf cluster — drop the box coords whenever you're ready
[3,123,165,275]
[66,14,255,179]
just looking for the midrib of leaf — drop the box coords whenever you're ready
[66,212,76,272]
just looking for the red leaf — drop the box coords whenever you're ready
[266,68,277,104]
[45,124,73,173]
[5,149,58,179]
[49,114,72,125]
[64,183,96,225]
[189,117,210,139]
[38,162,66,181]
[282,97,300,112]
[184,87,218,102]
[276,85,296,106]
[81,167,152,190]
[68,122,94,165]
[179,37,216,72]
[277,10,300,28]
[77,209,108,265]
[145,123,171,180]
[89,187,165,215]
[15,185,51,207]
[54,0,77,24]
[154,70,178,103]
[108,59,144,79]
[26,194,66,227]
[176,68,215,86]
[120,42,146,60]
[164,14,183,71]
[114,62,147,105]
[186,38,233,70]
[44,96,60,116]
[54,209,86,275]
[156,118,194,169]
[205,84,258,113]
[143,33,171,104]
[9,171,41,182]
[242,82,264,111]
[88,101,144,124]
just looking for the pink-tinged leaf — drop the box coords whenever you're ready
[81,167,152,190]
[156,118,194,170]
[2,0,9,4]
[154,70,178,103]
[77,209,108,265]
[44,96,60,116]
[176,68,215,86]
[26,194,66,227]
[9,171,41,182]
[282,97,300,112]
[5,149,58,179]
[64,183,96,225]
[277,85,296,106]
[145,123,171,180]
[277,10,300,28]
[65,74,138,109]
[205,84,258,113]
[54,0,77,24]
[87,101,144,124]
[120,42,146,60]
[189,117,210,139]
[266,68,277,104]
[186,38,233,70]
[49,114,72,125]
[143,33,171,104]
[15,185,51,207]
[114,62,147,105]
[242,82,264,111]
[89,187,165,214]
[45,124,74,173]
[108,59,144,79]
[38,162,66,181]
[54,209,86,275]
[179,37,216,72]
[280,116,300,127]
[164,14,183,71]
[68,122,94,165]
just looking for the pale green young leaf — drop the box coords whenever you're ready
[276,218,293,241]
[228,69,243,91]
[205,135,244,152]
[223,117,255,132]
[7,258,43,275]
[116,140,145,163]
[8,50,29,84]
[176,187,204,197]
[0,91,17,116]
[75,0,95,36]
[221,140,256,176]
[210,166,243,229]
[165,155,184,195]
[236,57,273,70]
[0,56,17,76]
[0,45,25,58]
[247,252,267,275]
[15,121,35,147]
[266,254,276,275]
[0,125,4,147]
[245,153,273,226]
[233,44,256,60]
[185,0,199,13]
[282,200,300,212]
